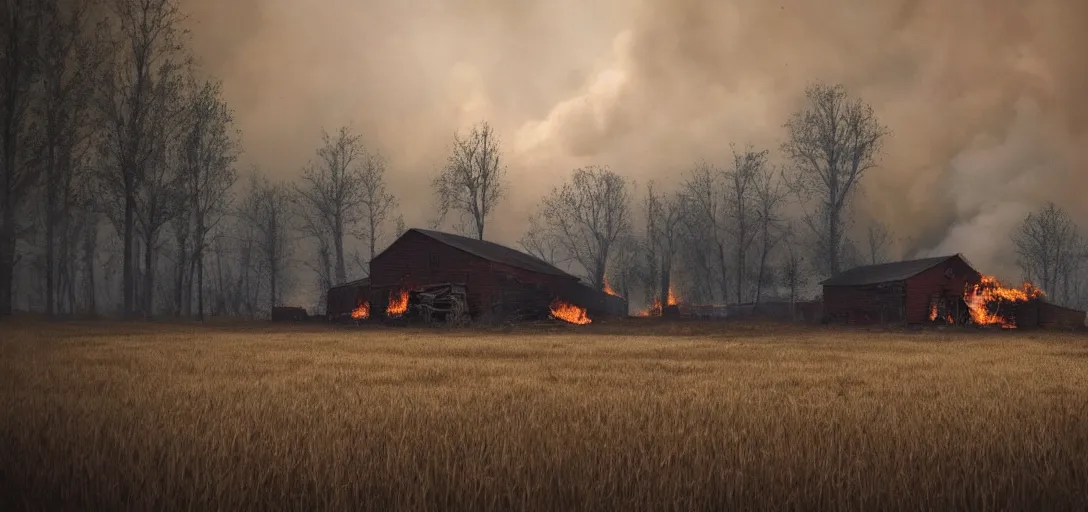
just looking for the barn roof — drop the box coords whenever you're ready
[408,228,578,279]
[820,255,966,286]
[329,277,369,290]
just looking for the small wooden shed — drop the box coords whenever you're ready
[325,278,370,321]
[821,254,981,325]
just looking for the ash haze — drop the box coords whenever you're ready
[184,0,1088,283]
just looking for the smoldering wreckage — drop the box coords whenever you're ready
[271,229,1088,330]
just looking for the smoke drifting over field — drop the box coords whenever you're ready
[184,0,1088,279]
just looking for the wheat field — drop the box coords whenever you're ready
[1,320,1086,511]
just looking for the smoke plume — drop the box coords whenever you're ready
[183,0,1088,281]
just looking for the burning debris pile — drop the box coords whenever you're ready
[963,276,1043,328]
[550,299,592,325]
[636,286,679,317]
[351,301,370,320]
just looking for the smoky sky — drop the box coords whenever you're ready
[182,0,1088,281]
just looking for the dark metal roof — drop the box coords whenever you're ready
[407,228,579,279]
[328,277,370,290]
[820,255,965,286]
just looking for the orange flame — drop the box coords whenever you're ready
[386,289,409,317]
[635,286,679,316]
[603,278,621,298]
[550,299,591,325]
[929,303,938,321]
[964,275,1044,328]
[351,301,370,320]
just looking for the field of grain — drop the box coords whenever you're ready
[1,320,1087,511]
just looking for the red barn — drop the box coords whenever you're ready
[368,228,627,321]
[821,254,982,325]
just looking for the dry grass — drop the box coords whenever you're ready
[2,320,1087,511]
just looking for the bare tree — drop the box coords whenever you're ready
[351,149,397,264]
[782,82,890,276]
[608,234,641,302]
[240,171,293,311]
[780,223,808,317]
[752,165,787,306]
[0,1,48,315]
[294,126,369,285]
[34,0,103,316]
[172,77,238,318]
[724,145,767,303]
[518,213,566,266]
[432,121,505,240]
[134,71,188,317]
[394,214,406,239]
[865,219,893,265]
[95,0,188,317]
[645,181,685,309]
[539,166,631,290]
[681,160,730,303]
[1012,202,1081,304]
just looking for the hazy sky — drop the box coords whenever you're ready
[182,0,1088,281]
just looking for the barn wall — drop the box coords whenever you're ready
[369,232,600,320]
[823,283,907,324]
[904,256,981,324]
[369,231,491,317]
[1036,301,1087,329]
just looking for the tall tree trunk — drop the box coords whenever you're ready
[334,230,346,285]
[658,259,671,311]
[196,252,204,321]
[123,193,136,317]
[0,212,14,316]
[828,208,841,275]
[717,242,729,305]
[174,236,187,316]
[143,234,155,318]
[269,253,277,311]
[754,227,771,308]
[45,216,56,316]
[83,223,97,315]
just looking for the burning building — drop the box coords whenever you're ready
[821,254,982,325]
[362,228,627,323]
[821,254,1086,328]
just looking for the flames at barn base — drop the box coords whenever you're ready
[351,301,370,320]
[550,299,592,325]
[958,276,1043,328]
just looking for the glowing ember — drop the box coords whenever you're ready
[603,278,622,297]
[550,299,591,325]
[386,289,409,317]
[964,275,1044,329]
[351,301,370,320]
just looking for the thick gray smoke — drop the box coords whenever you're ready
[184,0,1088,282]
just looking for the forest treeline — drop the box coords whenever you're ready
[3,0,1085,318]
